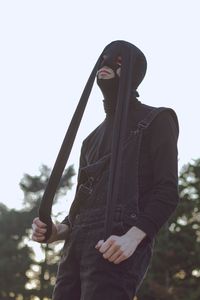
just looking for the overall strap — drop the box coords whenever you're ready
[137,107,179,131]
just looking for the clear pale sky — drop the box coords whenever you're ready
[1,0,199,213]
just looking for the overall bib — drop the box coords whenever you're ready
[53,107,170,300]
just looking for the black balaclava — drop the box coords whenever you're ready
[97,41,146,117]
[96,54,121,116]
[39,40,147,241]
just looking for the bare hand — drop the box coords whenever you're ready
[95,228,145,264]
[31,217,58,243]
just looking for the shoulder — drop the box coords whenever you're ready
[146,107,179,147]
[149,107,179,134]
[82,120,105,147]
[135,102,179,133]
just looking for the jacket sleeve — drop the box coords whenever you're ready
[134,110,180,240]
[61,142,87,226]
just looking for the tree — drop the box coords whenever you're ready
[0,203,34,300]
[0,164,75,299]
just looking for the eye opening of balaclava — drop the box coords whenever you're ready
[38,40,147,242]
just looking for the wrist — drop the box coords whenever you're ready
[56,223,70,241]
[126,226,147,243]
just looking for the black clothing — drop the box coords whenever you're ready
[38,40,180,298]
[97,76,120,116]
[53,206,153,300]
[100,41,147,90]
[62,100,179,241]
[39,40,151,241]
[55,102,179,299]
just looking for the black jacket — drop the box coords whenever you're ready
[62,100,179,240]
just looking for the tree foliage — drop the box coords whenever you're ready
[0,164,75,300]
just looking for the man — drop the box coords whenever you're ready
[32,40,179,299]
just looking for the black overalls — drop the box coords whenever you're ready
[53,104,179,300]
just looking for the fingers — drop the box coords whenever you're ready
[31,217,47,242]
[95,236,120,260]
[107,249,123,263]
[32,223,47,234]
[112,252,130,264]
[33,217,47,228]
[97,235,117,254]
[32,234,45,242]
[95,235,132,264]
[95,240,104,249]
[102,243,121,260]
